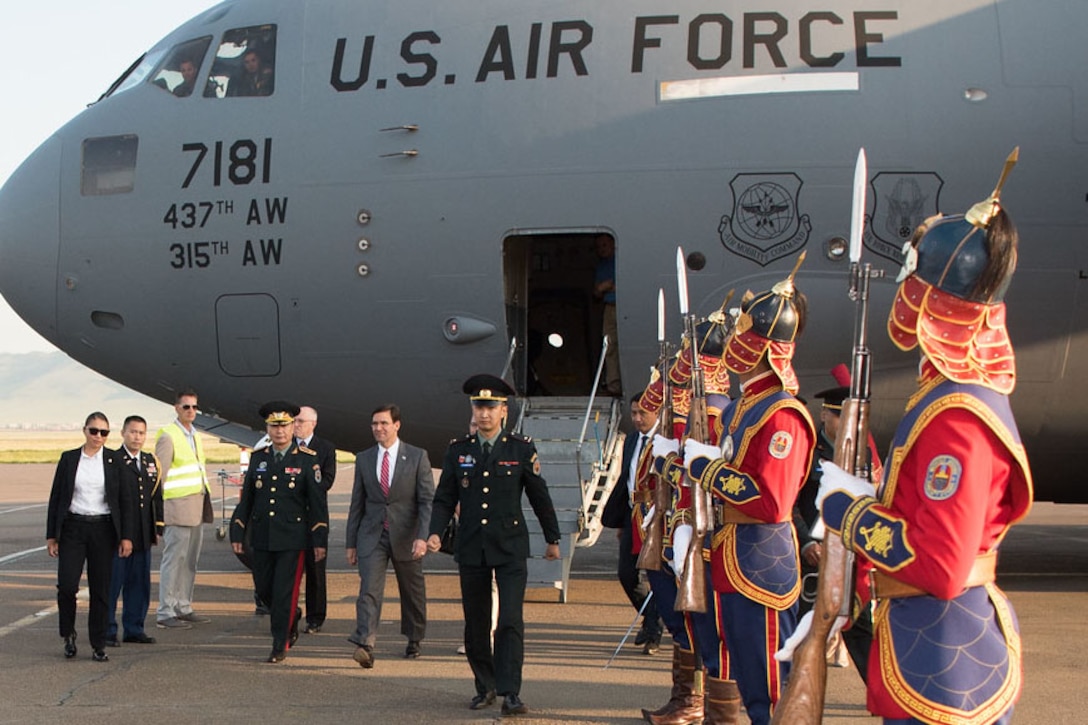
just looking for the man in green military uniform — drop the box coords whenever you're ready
[231,401,329,663]
[428,374,562,717]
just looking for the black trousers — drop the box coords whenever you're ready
[303,546,327,626]
[57,516,116,649]
[252,549,305,651]
[617,522,659,627]
[459,558,527,697]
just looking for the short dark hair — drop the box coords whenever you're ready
[123,415,147,429]
[175,388,198,403]
[84,411,108,427]
[371,403,400,423]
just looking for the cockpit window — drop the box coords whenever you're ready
[204,25,277,98]
[149,37,213,97]
[82,135,138,196]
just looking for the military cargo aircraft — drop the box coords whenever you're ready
[1,0,1085,501]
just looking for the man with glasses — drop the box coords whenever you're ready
[293,406,338,633]
[154,389,212,629]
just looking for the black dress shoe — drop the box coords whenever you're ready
[63,633,77,659]
[105,637,121,648]
[304,623,322,634]
[289,608,301,647]
[92,649,109,662]
[267,649,286,663]
[501,694,529,716]
[352,645,374,669]
[123,633,156,644]
[469,690,496,710]
[634,624,651,646]
[405,640,421,658]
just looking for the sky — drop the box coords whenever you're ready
[0,0,223,354]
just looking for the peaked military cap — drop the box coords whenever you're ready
[462,374,515,406]
[258,400,300,425]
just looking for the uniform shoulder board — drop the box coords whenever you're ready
[451,433,473,444]
[509,431,532,444]
[253,443,270,453]
[298,445,317,456]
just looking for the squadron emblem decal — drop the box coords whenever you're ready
[719,173,811,266]
[864,172,943,264]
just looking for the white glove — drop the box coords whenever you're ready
[641,505,656,532]
[684,438,720,463]
[774,610,848,662]
[652,435,680,459]
[670,523,692,579]
[816,460,876,511]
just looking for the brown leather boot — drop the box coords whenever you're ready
[641,646,704,724]
[704,676,742,724]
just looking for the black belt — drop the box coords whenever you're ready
[66,512,111,522]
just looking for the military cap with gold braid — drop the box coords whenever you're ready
[258,400,300,425]
[462,373,515,406]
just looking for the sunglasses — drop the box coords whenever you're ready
[179,404,198,410]
[86,427,110,437]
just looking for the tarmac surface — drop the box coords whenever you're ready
[0,462,1084,724]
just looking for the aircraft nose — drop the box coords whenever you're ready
[0,137,61,344]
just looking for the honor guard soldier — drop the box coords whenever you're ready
[642,312,735,725]
[680,268,816,725]
[816,152,1032,724]
[427,374,561,717]
[231,401,329,663]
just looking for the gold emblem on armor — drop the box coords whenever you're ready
[859,521,894,558]
[723,474,746,496]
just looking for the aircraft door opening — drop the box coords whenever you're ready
[503,231,616,397]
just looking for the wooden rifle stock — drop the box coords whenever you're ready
[636,353,673,572]
[771,398,868,724]
[674,368,710,614]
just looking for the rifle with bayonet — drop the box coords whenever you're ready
[772,149,873,724]
[674,247,710,614]
[636,288,672,572]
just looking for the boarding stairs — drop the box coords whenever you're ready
[513,394,624,602]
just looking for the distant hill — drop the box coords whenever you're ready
[0,352,174,428]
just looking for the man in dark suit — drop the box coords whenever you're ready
[346,403,434,668]
[293,405,337,633]
[230,401,329,663]
[106,415,163,647]
[427,374,562,717]
[601,395,662,654]
[46,412,134,662]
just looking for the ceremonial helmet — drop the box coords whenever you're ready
[669,299,734,397]
[723,253,807,393]
[887,149,1020,394]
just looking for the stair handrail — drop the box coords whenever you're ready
[575,334,610,483]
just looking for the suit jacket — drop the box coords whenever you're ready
[345,440,434,562]
[430,431,561,567]
[46,447,134,544]
[602,431,642,530]
[230,445,330,552]
[299,434,337,492]
[118,447,164,552]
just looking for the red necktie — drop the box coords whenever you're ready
[380,450,391,530]
[380,450,390,497]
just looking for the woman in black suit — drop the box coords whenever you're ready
[46,412,133,662]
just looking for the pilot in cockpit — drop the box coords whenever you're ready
[228,49,274,97]
[172,58,198,98]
